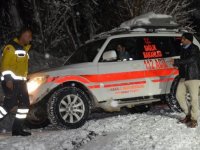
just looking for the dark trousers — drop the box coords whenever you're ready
[1,80,30,131]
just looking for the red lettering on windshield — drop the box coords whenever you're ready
[144,44,157,51]
[143,38,163,58]
[144,38,152,44]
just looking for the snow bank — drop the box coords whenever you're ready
[0,106,200,150]
[120,12,178,29]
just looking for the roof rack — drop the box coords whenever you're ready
[130,25,180,33]
[91,13,184,40]
[90,18,183,41]
[92,28,130,39]
[91,26,181,40]
[131,17,178,27]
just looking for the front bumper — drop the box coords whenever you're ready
[28,82,57,105]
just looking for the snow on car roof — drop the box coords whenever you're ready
[120,12,179,29]
[89,12,181,42]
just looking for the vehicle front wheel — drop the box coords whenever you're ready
[47,87,90,129]
[165,76,182,112]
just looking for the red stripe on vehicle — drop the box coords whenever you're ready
[104,81,146,88]
[82,68,178,82]
[152,78,174,83]
[88,85,101,89]
[53,76,91,84]
[47,68,178,84]
[47,77,55,82]
[88,81,146,89]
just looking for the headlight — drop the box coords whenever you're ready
[27,76,48,93]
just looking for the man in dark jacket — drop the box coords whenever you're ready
[116,44,130,61]
[173,33,200,128]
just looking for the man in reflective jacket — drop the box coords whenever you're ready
[0,28,32,136]
[173,33,200,128]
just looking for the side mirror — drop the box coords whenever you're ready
[102,50,117,61]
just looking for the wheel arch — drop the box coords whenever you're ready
[41,81,97,108]
[170,75,181,95]
[165,75,181,95]
[165,75,182,112]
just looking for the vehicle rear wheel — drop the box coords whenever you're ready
[165,76,182,112]
[47,87,90,129]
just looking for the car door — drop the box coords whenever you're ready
[140,36,181,95]
[97,37,148,101]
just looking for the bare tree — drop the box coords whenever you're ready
[119,0,194,27]
[79,0,100,38]
[142,0,195,27]
[121,0,142,17]
[8,0,23,31]
[32,0,45,51]
[0,0,23,49]
[0,0,196,58]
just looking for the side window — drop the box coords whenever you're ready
[100,36,182,62]
[170,37,182,56]
[100,37,137,62]
[130,37,182,60]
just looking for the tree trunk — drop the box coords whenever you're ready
[8,0,23,31]
[82,0,96,38]
[32,0,45,52]
[71,10,82,47]
[65,20,77,51]
[134,0,142,16]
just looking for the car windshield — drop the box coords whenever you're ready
[65,39,106,65]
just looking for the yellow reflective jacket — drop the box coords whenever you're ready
[1,38,31,80]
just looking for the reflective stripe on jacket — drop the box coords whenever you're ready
[0,38,31,80]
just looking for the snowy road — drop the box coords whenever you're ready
[0,106,200,150]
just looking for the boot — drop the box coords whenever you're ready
[187,120,198,128]
[179,115,191,124]
[12,130,31,136]
[12,118,31,136]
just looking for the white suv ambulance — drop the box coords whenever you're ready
[25,15,200,129]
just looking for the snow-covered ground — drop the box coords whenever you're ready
[0,106,200,150]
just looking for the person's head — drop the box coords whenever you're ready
[116,43,126,52]
[18,27,32,45]
[181,33,193,46]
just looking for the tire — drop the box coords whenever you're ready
[25,118,50,129]
[25,106,50,129]
[165,76,182,112]
[47,87,90,129]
